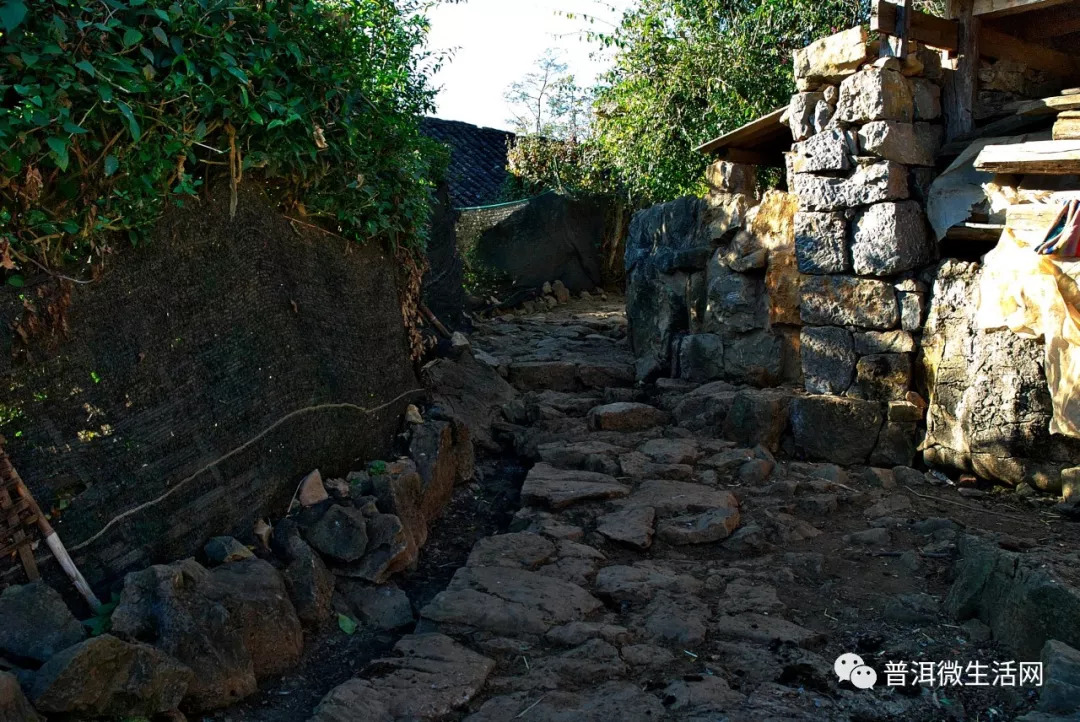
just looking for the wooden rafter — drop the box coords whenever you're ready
[979,27,1080,77]
[972,0,1075,18]
[873,1,959,51]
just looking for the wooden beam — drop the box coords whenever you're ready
[695,107,788,155]
[878,0,914,57]
[975,140,1080,174]
[711,147,785,168]
[979,27,1080,78]
[973,0,1074,18]
[1055,112,1080,140]
[944,0,980,140]
[946,222,1006,241]
[1009,3,1080,40]
[1009,94,1080,117]
[874,0,959,50]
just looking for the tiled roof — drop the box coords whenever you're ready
[421,117,515,208]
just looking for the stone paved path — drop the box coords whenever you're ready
[309,297,1080,722]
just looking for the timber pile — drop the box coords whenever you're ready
[974,92,1080,175]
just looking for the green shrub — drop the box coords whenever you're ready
[0,0,446,287]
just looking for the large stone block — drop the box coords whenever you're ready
[677,334,725,383]
[857,121,936,166]
[911,78,942,120]
[787,92,825,142]
[722,388,793,452]
[795,211,849,274]
[704,191,753,244]
[849,353,912,401]
[790,395,884,465]
[836,66,914,124]
[724,331,784,388]
[793,26,870,90]
[791,129,855,174]
[800,275,899,329]
[705,255,768,333]
[750,190,801,327]
[792,161,908,212]
[869,421,919,467]
[852,201,933,277]
[801,326,855,395]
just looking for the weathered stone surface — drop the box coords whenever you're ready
[641,592,710,645]
[424,354,517,453]
[339,582,415,631]
[888,400,924,422]
[662,674,744,714]
[282,533,336,625]
[790,395,884,465]
[596,506,656,550]
[110,560,256,711]
[849,353,912,401]
[854,330,915,354]
[623,480,739,516]
[801,326,855,395]
[538,440,621,475]
[837,66,914,123]
[706,161,757,195]
[335,512,413,583]
[587,402,668,431]
[30,635,192,717]
[921,261,1080,490]
[898,288,927,332]
[306,504,369,563]
[795,211,848,274]
[372,459,433,571]
[946,535,1080,659]
[722,388,792,453]
[640,438,702,465]
[409,415,474,522]
[752,190,802,328]
[311,634,494,722]
[421,567,603,636]
[723,330,785,388]
[0,672,41,722]
[508,361,579,392]
[792,161,908,212]
[656,507,741,545]
[467,532,557,570]
[858,121,936,166]
[870,421,919,467]
[577,361,635,389]
[521,463,630,510]
[791,129,854,173]
[787,92,825,142]
[852,201,933,277]
[0,581,86,664]
[704,191,753,243]
[793,25,870,90]
[713,613,825,648]
[1039,640,1080,715]
[204,536,254,564]
[800,275,899,329]
[813,99,836,134]
[465,681,666,721]
[594,563,703,604]
[677,333,725,382]
[298,469,329,507]
[912,77,942,120]
[705,256,768,333]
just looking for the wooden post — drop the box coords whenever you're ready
[944,0,980,140]
[880,0,914,57]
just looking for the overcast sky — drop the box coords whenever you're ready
[425,0,633,131]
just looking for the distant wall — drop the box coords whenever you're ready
[0,183,419,585]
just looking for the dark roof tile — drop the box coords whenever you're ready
[421,117,515,208]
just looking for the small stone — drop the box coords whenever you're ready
[883,592,940,624]
[587,402,669,431]
[204,536,254,565]
[656,508,741,545]
[596,507,656,550]
[677,334,725,382]
[963,618,992,643]
[813,100,835,134]
[553,280,571,304]
[1039,640,1080,714]
[846,527,891,546]
[865,494,913,519]
[339,582,415,631]
[706,161,757,194]
[405,404,423,424]
[0,672,41,722]
[306,505,369,563]
[542,281,552,295]
[297,469,329,507]
[738,458,775,484]
[889,400,924,422]
[450,331,471,358]
[1062,467,1080,503]
[893,466,929,486]
[787,92,825,141]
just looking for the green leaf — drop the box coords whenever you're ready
[116,101,141,141]
[62,121,87,135]
[6,275,24,288]
[46,136,69,171]
[337,614,358,635]
[0,0,27,32]
[74,60,96,77]
[104,155,119,176]
[152,26,168,45]
[226,66,249,85]
[123,27,143,46]
[97,85,113,102]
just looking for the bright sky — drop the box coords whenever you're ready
[425,0,633,132]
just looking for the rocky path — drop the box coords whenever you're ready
[308,297,1080,722]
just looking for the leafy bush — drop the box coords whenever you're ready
[0,0,446,287]
[586,0,870,204]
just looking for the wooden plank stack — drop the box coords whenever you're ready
[1055,89,1080,140]
[974,92,1080,174]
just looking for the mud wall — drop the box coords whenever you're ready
[0,183,419,584]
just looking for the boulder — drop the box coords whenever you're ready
[793,26,870,90]
[0,672,41,722]
[1039,640,1080,715]
[801,326,856,395]
[408,415,474,523]
[109,559,256,712]
[706,161,757,195]
[311,634,494,722]
[30,635,192,717]
[790,395,885,465]
[836,66,914,123]
[795,211,849,274]
[587,402,669,431]
[423,354,516,453]
[800,275,899,329]
[306,504,369,563]
[0,581,86,664]
[852,201,933,277]
[946,535,1080,659]
[723,331,784,387]
[870,421,919,467]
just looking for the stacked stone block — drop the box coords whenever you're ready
[786,37,945,466]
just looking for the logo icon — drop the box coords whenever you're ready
[835,653,877,689]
